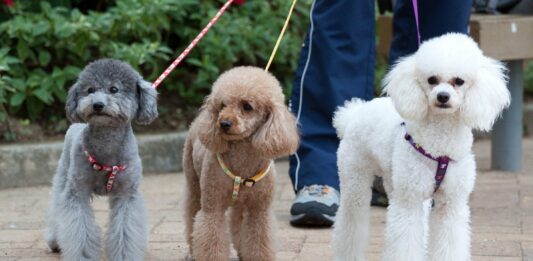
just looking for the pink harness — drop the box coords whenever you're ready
[83,147,126,193]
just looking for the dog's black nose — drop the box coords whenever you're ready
[93,102,105,112]
[220,120,232,131]
[437,92,450,104]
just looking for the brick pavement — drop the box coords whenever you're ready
[0,139,532,260]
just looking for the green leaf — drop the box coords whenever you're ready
[0,48,9,58]
[63,66,81,77]
[55,22,75,38]
[38,49,51,66]
[10,79,25,92]
[32,22,50,37]
[10,92,26,106]
[16,41,30,60]
[32,88,53,104]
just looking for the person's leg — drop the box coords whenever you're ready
[289,0,375,226]
[389,0,473,64]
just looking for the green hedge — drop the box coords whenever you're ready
[526,61,533,96]
[0,0,311,141]
[2,1,532,142]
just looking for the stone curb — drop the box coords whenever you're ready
[0,131,188,189]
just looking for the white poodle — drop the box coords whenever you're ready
[331,33,510,261]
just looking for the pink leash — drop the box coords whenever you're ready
[152,0,235,89]
[412,0,421,46]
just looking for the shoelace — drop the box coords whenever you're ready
[303,185,330,197]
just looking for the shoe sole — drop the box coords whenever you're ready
[290,201,337,227]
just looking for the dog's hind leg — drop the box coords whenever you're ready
[183,141,201,256]
[56,188,102,260]
[332,142,374,261]
[105,191,148,261]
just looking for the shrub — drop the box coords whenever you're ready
[0,0,312,141]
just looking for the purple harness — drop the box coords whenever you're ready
[402,123,452,193]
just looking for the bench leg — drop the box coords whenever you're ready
[491,60,523,172]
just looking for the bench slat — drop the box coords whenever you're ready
[378,14,533,61]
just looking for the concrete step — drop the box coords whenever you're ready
[0,132,187,189]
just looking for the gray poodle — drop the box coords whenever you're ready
[45,59,158,260]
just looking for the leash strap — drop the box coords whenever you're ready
[434,157,450,193]
[152,0,235,89]
[412,0,421,46]
[265,0,298,72]
[232,176,242,202]
[84,148,126,193]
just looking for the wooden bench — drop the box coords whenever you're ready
[377,15,533,172]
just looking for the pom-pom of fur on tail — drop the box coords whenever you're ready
[333,98,366,139]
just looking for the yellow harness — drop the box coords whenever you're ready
[216,153,272,204]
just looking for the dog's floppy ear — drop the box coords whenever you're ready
[383,55,428,121]
[197,95,229,153]
[252,103,299,159]
[461,57,510,131]
[135,79,159,125]
[65,83,82,123]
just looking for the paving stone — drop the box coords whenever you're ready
[472,257,522,261]
[0,139,532,260]
[0,242,34,249]
[472,240,522,257]
[0,248,48,257]
[298,242,333,260]
[522,241,533,261]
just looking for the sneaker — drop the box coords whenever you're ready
[370,188,389,207]
[290,185,339,227]
[371,176,389,207]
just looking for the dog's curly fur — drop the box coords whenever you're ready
[331,34,511,261]
[183,66,299,261]
[45,59,158,261]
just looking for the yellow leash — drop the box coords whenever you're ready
[264,0,298,72]
[214,1,296,204]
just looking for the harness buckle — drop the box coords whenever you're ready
[242,179,256,187]
[92,163,102,171]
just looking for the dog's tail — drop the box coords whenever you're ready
[333,98,366,139]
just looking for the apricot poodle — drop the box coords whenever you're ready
[183,66,299,261]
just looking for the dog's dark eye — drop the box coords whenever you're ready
[427,76,439,85]
[87,87,95,94]
[454,77,465,86]
[109,86,119,94]
[243,103,253,111]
